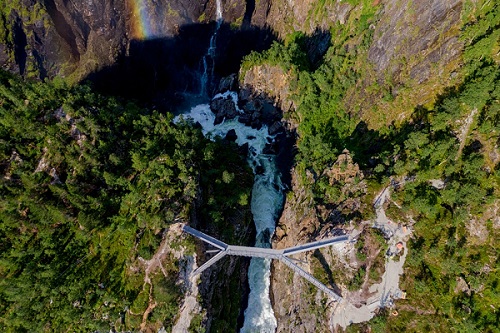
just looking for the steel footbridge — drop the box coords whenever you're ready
[182,225,348,301]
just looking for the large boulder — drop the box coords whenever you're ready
[238,113,252,126]
[263,141,278,155]
[225,129,238,142]
[210,96,238,125]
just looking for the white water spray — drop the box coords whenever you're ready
[175,91,283,333]
[200,0,223,96]
[215,0,222,21]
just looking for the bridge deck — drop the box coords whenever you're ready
[226,245,283,259]
[182,225,228,250]
[283,235,349,256]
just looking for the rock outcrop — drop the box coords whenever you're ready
[0,0,129,80]
[241,64,295,116]
[270,149,369,332]
[368,0,462,83]
[271,167,336,333]
[210,95,239,125]
[249,0,354,39]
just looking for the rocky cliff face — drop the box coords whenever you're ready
[270,152,369,333]
[368,0,462,82]
[250,0,354,38]
[271,169,329,333]
[0,0,129,80]
[0,0,351,86]
[0,0,465,89]
[0,0,252,84]
[241,64,295,115]
[355,0,464,127]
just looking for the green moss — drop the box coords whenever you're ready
[189,313,206,333]
[230,16,243,29]
[198,12,206,22]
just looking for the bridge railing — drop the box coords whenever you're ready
[283,235,349,256]
[182,225,228,250]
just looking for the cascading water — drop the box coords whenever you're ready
[176,90,284,333]
[200,0,223,96]
[240,155,283,333]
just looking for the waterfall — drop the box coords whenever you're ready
[200,0,223,96]
[175,91,283,333]
[215,0,222,21]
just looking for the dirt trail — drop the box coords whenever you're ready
[456,108,478,160]
[137,227,173,332]
[331,186,412,329]
[131,223,203,332]
[171,254,203,333]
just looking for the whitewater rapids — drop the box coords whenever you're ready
[176,91,284,333]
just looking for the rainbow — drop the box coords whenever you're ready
[128,0,153,40]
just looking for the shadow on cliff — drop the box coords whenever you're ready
[313,249,342,296]
[84,22,276,111]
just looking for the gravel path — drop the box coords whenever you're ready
[331,187,412,329]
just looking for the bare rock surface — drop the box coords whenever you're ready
[271,168,326,332]
[241,64,295,116]
[368,0,462,83]
[0,0,129,79]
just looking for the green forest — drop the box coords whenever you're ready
[0,71,253,331]
[242,1,499,331]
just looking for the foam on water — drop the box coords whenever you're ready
[176,91,283,333]
[240,258,276,333]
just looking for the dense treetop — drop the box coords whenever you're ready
[0,70,252,331]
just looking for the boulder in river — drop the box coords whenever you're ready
[238,142,249,156]
[238,113,252,125]
[210,96,238,125]
[250,119,262,130]
[263,141,278,155]
[225,129,238,142]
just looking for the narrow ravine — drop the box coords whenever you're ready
[174,1,284,329]
[177,91,284,332]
